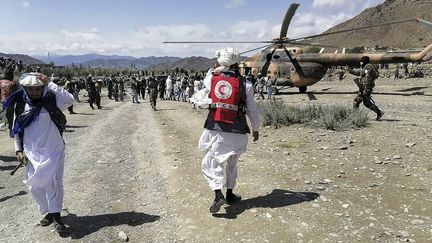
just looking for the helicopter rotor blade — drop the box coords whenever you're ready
[163,41,273,44]
[290,18,418,41]
[279,3,300,39]
[260,48,277,76]
[287,41,338,48]
[239,44,275,55]
[282,46,304,76]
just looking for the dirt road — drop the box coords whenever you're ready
[0,77,431,242]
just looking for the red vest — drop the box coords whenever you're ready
[210,73,241,124]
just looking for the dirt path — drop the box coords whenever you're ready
[0,97,177,242]
[1,77,431,242]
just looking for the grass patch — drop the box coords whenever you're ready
[258,99,368,131]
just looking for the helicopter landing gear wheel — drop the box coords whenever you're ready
[299,86,307,93]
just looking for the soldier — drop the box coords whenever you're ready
[158,76,166,100]
[199,47,260,213]
[140,76,147,99]
[113,78,119,102]
[86,75,96,109]
[107,76,114,100]
[348,56,384,120]
[147,76,158,111]
[130,76,140,103]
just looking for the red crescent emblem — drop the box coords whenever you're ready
[218,84,227,95]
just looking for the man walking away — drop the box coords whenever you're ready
[199,47,260,214]
[148,76,158,111]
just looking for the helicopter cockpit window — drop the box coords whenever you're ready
[266,51,291,62]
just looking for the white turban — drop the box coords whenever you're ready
[215,47,240,67]
[19,73,44,86]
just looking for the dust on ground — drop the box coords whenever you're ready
[0,77,431,242]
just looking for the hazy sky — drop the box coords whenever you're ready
[0,0,384,57]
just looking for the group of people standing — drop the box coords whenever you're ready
[0,46,389,235]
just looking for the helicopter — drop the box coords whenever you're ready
[164,3,432,93]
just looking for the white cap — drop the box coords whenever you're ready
[19,73,44,86]
[215,47,240,67]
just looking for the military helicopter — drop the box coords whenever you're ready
[164,3,432,93]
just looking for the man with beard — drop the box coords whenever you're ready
[3,72,74,233]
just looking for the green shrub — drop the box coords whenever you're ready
[257,100,368,130]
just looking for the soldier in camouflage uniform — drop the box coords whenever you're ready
[147,76,158,111]
[348,56,384,120]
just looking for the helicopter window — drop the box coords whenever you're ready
[273,55,280,59]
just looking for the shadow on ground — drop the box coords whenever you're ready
[0,190,27,203]
[0,165,17,171]
[0,155,17,163]
[65,125,89,129]
[61,211,160,239]
[212,189,319,219]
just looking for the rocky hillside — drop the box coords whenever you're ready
[0,52,45,65]
[313,0,432,49]
[149,56,217,72]
[81,56,181,69]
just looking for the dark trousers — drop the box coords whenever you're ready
[353,89,380,114]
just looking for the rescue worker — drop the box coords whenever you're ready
[3,72,74,233]
[148,76,158,110]
[348,56,384,120]
[199,47,260,214]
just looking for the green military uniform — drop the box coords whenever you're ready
[147,77,158,111]
[349,62,383,120]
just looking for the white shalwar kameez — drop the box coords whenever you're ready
[14,82,74,214]
[199,73,260,191]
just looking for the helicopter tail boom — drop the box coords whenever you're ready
[295,42,432,66]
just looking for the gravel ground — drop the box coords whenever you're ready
[0,76,431,242]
